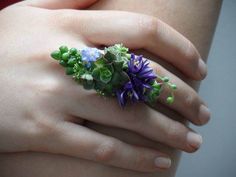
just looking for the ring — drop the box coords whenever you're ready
[51,44,176,107]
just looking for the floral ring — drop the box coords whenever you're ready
[51,44,177,107]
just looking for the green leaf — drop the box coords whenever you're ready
[106,64,114,73]
[119,71,130,85]
[99,67,112,84]
[113,61,124,71]
[94,81,106,91]
[110,71,129,87]
[92,68,100,80]
[110,72,120,85]
[104,51,117,62]
[94,58,106,68]
[103,84,113,96]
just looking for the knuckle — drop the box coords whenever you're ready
[137,15,158,41]
[34,77,62,95]
[52,10,81,29]
[24,113,60,151]
[183,40,199,67]
[94,139,118,163]
[183,91,199,109]
[150,62,163,76]
[132,151,148,170]
[120,105,148,129]
[166,121,183,141]
[28,114,58,139]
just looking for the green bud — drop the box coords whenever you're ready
[167,96,174,104]
[70,48,78,55]
[65,67,74,75]
[67,57,77,66]
[81,73,93,81]
[51,50,61,60]
[59,60,67,67]
[163,76,169,82]
[153,82,162,90]
[62,52,70,61]
[83,79,94,90]
[171,84,177,90]
[59,45,68,53]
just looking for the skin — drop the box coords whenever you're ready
[0,0,222,177]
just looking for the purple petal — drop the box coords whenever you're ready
[124,81,133,90]
[116,90,127,107]
[132,89,139,101]
[138,67,153,75]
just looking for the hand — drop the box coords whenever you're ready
[0,0,210,172]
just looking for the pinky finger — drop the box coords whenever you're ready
[32,121,171,172]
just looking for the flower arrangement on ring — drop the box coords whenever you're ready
[51,44,177,107]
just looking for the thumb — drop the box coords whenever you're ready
[18,0,99,9]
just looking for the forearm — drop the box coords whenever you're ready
[0,1,222,177]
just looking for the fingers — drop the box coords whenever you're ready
[32,121,171,172]
[148,60,211,125]
[18,0,98,9]
[61,10,207,80]
[66,84,202,153]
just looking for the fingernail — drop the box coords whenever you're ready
[187,132,203,149]
[198,59,207,79]
[154,157,171,169]
[199,105,211,125]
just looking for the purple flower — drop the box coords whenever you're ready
[116,54,157,107]
[81,48,101,67]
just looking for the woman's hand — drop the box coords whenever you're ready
[0,0,210,172]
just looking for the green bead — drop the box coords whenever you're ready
[167,96,174,104]
[171,84,177,90]
[59,60,67,67]
[59,46,68,54]
[65,67,74,75]
[67,57,77,66]
[70,48,78,55]
[163,77,169,82]
[62,52,70,61]
[51,50,61,60]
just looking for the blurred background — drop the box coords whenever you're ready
[176,1,236,177]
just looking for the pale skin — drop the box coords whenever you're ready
[0,0,222,177]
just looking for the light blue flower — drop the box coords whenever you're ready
[81,47,100,61]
